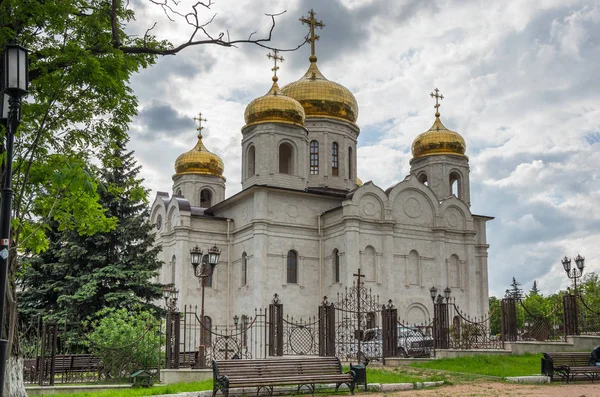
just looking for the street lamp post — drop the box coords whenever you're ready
[561,255,585,336]
[190,244,221,368]
[0,43,29,396]
[163,284,179,313]
[562,255,585,294]
[163,285,179,369]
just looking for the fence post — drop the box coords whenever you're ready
[433,297,449,350]
[318,296,335,356]
[563,293,579,336]
[165,311,181,369]
[268,294,283,356]
[501,297,518,342]
[381,300,398,359]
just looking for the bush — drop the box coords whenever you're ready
[86,308,161,379]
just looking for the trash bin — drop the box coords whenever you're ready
[350,363,367,391]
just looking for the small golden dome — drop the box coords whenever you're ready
[244,77,306,127]
[280,59,358,124]
[356,177,363,187]
[174,134,225,178]
[412,117,467,159]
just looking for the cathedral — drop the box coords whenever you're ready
[150,11,492,329]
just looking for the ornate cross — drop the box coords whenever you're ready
[219,340,235,360]
[353,268,365,287]
[193,112,207,133]
[430,88,444,116]
[300,9,325,58]
[267,50,284,78]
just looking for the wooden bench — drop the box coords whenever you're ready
[212,357,356,397]
[541,352,600,383]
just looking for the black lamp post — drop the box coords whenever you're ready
[163,284,179,312]
[190,244,221,368]
[562,254,585,295]
[0,43,29,396]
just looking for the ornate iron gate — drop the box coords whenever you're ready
[268,294,284,356]
[319,297,335,356]
[381,300,398,358]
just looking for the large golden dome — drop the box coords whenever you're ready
[280,57,358,124]
[174,134,225,178]
[411,116,467,159]
[244,76,306,127]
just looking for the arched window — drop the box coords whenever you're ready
[449,254,460,288]
[241,315,248,346]
[332,249,340,283]
[363,246,376,281]
[287,250,298,284]
[248,145,256,177]
[331,142,339,176]
[200,189,212,207]
[348,147,353,180]
[366,312,376,329]
[171,255,176,284]
[407,250,419,285]
[310,140,319,175]
[418,173,428,186]
[279,143,293,174]
[176,189,182,196]
[203,316,212,345]
[241,252,247,286]
[449,171,461,198]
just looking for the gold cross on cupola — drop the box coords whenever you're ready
[300,9,325,60]
[267,50,284,79]
[193,112,207,138]
[430,88,444,117]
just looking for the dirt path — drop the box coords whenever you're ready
[366,381,600,397]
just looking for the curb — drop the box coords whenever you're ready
[505,375,551,384]
[148,381,445,396]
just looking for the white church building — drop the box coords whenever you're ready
[150,15,493,329]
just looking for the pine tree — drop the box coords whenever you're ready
[19,138,163,322]
[504,277,524,300]
[530,280,540,295]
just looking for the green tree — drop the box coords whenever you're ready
[2,1,297,394]
[530,280,540,295]
[489,296,501,335]
[505,277,524,300]
[19,137,162,322]
[579,272,600,312]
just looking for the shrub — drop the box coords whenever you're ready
[86,308,161,379]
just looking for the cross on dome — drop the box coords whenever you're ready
[193,112,207,138]
[430,88,444,118]
[300,9,325,61]
[266,50,284,81]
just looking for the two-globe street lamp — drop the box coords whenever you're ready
[190,244,221,368]
[429,286,452,351]
[163,284,179,313]
[561,254,585,294]
[0,43,29,397]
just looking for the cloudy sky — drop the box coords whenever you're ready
[125,0,600,298]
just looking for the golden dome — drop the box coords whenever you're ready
[174,134,225,178]
[244,77,306,127]
[411,116,467,159]
[280,58,358,124]
[356,177,363,187]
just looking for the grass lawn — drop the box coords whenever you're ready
[410,353,541,378]
[47,366,447,397]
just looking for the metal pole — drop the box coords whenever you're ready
[199,275,206,368]
[0,95,19,396]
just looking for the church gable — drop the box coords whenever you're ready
[391,187,435,227]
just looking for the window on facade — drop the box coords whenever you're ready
[248,145,256,177]
[348,147,353,180]
[449,172,460,198]
[287,250,298,284]
[279,143,293,174]
[364,246,376,281]
[176,189,182,196]
[333,249,340,283]
[171,255,176,284]
[449,254,460,288]
[366,312,376,329]
[331,142,339,176]
[241,252,247,286]
[418,173,428,186]
[200,189,212,207]
[203,316,212,345]
[241,315,248,346]
[407,250,419,285]
[310,140,319,175]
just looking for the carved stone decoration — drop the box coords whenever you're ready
[286,204,299,218]
[242,207,248,221]
[404,197,422,218]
